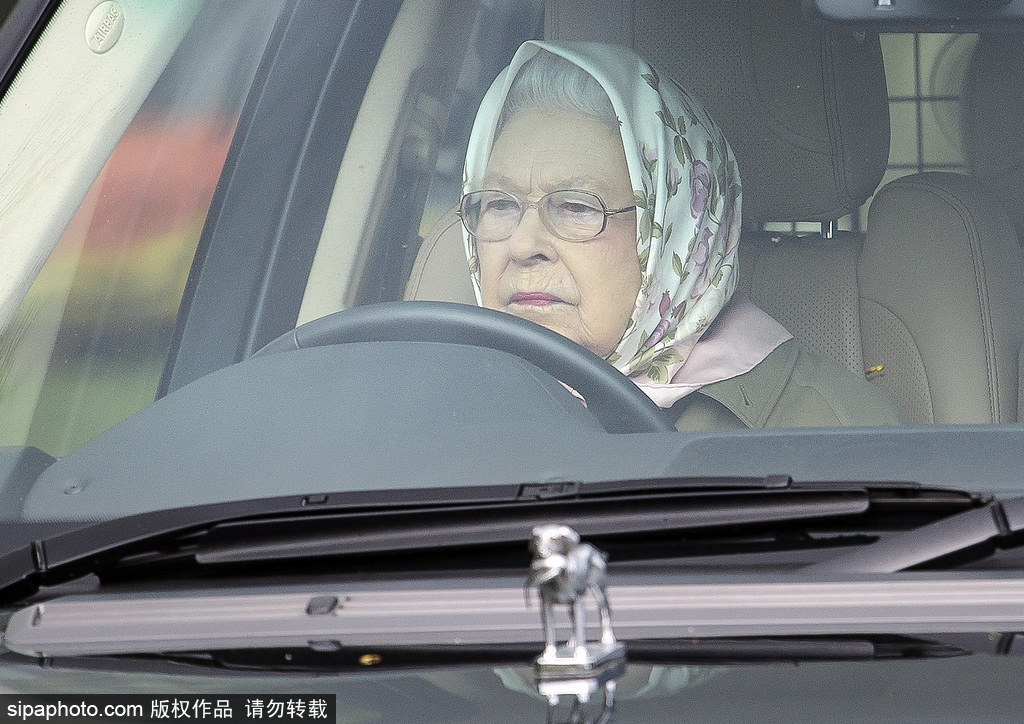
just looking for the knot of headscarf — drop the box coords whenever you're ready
[464,41,787,408]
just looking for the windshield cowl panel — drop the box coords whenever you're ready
[8,571,1024,658]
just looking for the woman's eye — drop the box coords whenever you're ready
[554,201,601,219]
[483,198,520,215]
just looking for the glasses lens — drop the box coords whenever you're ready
[462,190,521,241]
[545,191,606,240]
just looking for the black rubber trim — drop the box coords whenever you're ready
[0,0,56,101]
[256,302,675,434]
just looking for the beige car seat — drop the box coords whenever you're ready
[406,0,1024,425]
[964,34,1024,244]
[953,33,1024,423]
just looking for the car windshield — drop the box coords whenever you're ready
[1,0,1023,522]
[6,1,1024,719]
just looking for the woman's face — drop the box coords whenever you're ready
[476,111,641,358]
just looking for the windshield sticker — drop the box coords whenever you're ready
[85,2,125,54]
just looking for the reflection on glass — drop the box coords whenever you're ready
[540,678,617,724]
[0,1,286,456]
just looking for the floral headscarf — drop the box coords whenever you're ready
[464,41,789,407]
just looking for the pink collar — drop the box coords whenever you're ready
[631,297,793,408]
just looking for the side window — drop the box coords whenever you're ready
[0,1,286,456]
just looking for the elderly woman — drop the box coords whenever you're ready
[459,41,905,430]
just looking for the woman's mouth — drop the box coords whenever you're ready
[509,291,566,306]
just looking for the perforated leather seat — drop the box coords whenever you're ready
[405,0,1024,424]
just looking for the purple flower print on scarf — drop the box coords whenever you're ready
[690,161,710,219]
[642,293,673,349]
[691,229,714,299]
[667,166,682,198]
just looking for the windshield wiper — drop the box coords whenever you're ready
[192,487,868,566]
[0,476,988,604]
[807,496,1024,573]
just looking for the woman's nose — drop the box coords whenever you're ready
[506,204,558,263]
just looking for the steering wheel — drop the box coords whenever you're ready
[256,301,674,434]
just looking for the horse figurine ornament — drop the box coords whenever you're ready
[527,524,626,678]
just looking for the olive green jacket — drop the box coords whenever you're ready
[670,339,909,430]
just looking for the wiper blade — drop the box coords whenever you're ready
[807,497,1024,573]
[0,476,989,604]
[193,488,868,565]
[0,475,879,603]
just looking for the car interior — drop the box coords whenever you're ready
[6,5,1024,712]
[402,0,1024,427]
[2,0,1024,468]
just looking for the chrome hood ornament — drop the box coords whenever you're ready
[527,524,626,679]
[538,677,618,724]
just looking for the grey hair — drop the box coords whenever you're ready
[496,49,618,134]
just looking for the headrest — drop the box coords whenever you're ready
[964,34,1024,242]
[545,0,890,223]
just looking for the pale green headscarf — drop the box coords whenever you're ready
[464,42,783,407]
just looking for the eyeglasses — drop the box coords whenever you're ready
[458,189,635,242]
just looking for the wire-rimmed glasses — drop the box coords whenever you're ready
[459,189,635,242]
